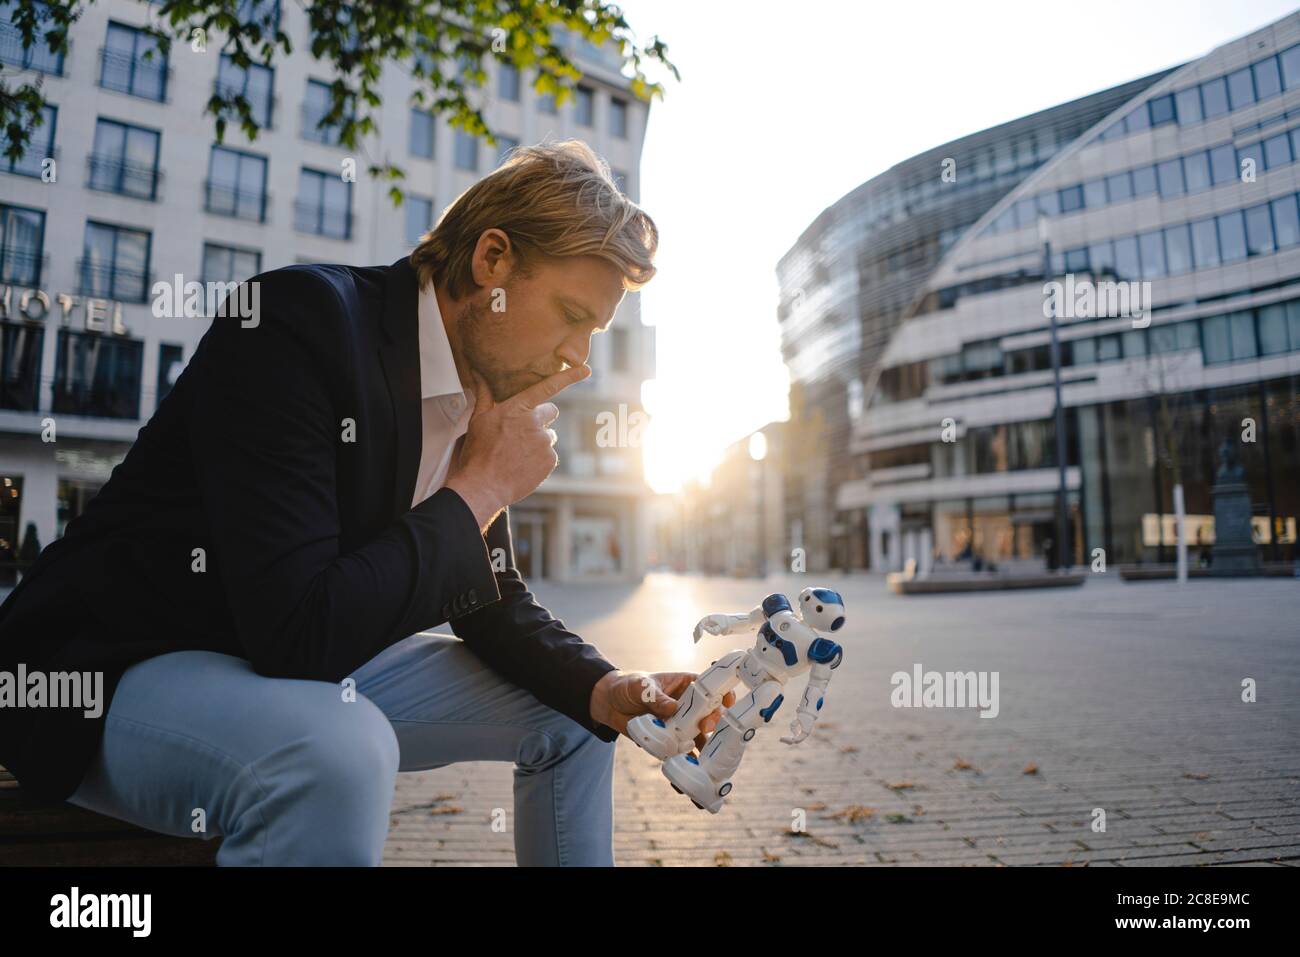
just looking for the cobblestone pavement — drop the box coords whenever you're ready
[382,572,1300,867]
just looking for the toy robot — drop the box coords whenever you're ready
[627,587,846,813]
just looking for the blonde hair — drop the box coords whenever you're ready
[410,139,657,298]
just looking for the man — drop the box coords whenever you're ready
[0,140,729,865]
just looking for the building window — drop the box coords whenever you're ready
[79,221,151,303]
[1202,315,1231,363]
[302,79,346,145]
[1088,240,1115,275]
[494,135,519,167]
[498,63,520,101]
[1190,217,1220,268]
[0,1,64,74]
[537,90,557,114]
[1228,310,1258,359]
[409,108,435,159]
[295,167,352,239]
[1254,55,1283,100]
[1200,76,1230,118]
[1121,328,1146,358]
[1272,194,1300,248]
[1137,231,1166,278]
[1282,45,1300,90]
[53,329,143,419]
[453,130,478,171]
[100,22,168,101]
[1113,236,1140,280]
[1131,165,1158,197]
[0,319,42,411]
[216,54,274,129]
[1148,93,1176,126]
[1,103,55,178]
[1216,210,1248,262]
[1083,178,1107,208]
[575,85,594,126]
[404,194,432,247]
[1258,303,1290,355]
[0,203,44,287]
[1155,158,1184,197]
[156,342,184,405]
[1058,184,1084,213]
[205,146,268,222]
[1262,132,1291,170]
[1183,151,1211,192]
[201,241,260,284]
[1244,203,1275,256]
[1226,67,1255,111]
[88,118,161,200]
[610,97,628,138]
[1164,223,1192,274]
[1208,143,1236,185]
[236,0,280,30]
[1104,171,1132,202]
[1174,86,1202,124]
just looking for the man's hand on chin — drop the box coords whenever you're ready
[590,670,736,752]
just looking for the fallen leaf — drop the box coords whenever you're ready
[829,804,876,822]
[1023,762,1039,775]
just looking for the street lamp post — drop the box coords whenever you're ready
[749,431,768,579]
[1039,216,1071,571]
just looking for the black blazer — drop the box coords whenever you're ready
[0,256,619,802]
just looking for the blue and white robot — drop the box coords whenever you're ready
[628,586,846,813]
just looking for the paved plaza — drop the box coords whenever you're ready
[380,571,1300,866]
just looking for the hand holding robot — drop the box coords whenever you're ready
[627,586,846,813]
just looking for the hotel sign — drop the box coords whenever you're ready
[0,284,130,336]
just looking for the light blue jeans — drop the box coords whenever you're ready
[66,632,617,866]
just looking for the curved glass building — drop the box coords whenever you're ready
[852,12,1300,573]
[776,70,1173,571]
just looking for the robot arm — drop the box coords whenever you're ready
[692,605,765,642]
[780,638,843,745]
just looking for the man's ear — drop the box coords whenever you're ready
[470,228,513,290]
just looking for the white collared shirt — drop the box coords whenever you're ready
[412,280,475,507]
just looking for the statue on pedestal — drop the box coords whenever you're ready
[1210,438,1260,576]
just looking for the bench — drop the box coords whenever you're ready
[0,765,220,865]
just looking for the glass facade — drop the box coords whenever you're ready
[863,29,1300,572]
[53,330,144,420]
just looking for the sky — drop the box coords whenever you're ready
[617,0,1300,493]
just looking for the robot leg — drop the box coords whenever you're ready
[663,678,784,813]
[627,650,745,759]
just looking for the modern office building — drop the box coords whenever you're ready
[849,12,1300,572]
[0,0,654,581]
[775,70,1175,572]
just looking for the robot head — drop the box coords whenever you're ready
[798,586,845,633]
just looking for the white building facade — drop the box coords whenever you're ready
[0,0,654,581]
[849,13,1300,573]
